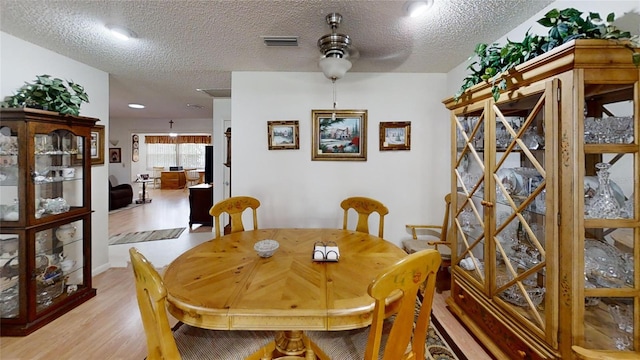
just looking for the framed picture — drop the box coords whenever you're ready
[109,147,121,163]
[311,109,367,161]
[90,125,105,165]
[267,120,299,150]
[379,121,411,151]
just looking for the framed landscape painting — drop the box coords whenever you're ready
[267,120,299,150]
[379,121,411,151]
[311,109,367,161]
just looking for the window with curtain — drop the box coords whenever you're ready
[145,135,211,169]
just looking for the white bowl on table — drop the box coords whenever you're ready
[254,239,279,258]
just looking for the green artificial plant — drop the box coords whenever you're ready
[1,74,89,116]
[455,8,640,102]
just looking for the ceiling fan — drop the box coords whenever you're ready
[317,13,358,80]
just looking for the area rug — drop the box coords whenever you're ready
[108,227,185,245]
[166,298,465,360]
[108,203,143,214]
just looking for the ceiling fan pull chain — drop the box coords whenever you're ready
[332,79,337,109]
[332,78,337,120]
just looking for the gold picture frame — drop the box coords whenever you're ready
[311,109,367,161]
[267,120,299,150]
[379,121,411,151]
[109,147,121,163]
[90,125,105,165]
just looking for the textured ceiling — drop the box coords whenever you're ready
[0,0,555,121]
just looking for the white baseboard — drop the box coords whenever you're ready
[92,262,111,277]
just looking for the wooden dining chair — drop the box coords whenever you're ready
[306,249,441,360]
[572,345,640,359]
[130,247,182,359]
[183,169,200,190]
[341,196,389,238]
[402,193,452,293]
[365,249,441,360]
[209,196,260,238]
[129,247,275,360]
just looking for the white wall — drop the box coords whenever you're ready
[232,72,450,246]
[446,0,640,96]
[1,32,111,274]
[108,117,213,185]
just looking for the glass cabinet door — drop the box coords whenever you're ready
[491,83,550,336]
[454,106,487,287]
[581,80,637,351]
[34,218,85,314]
[0,232,21,319]
[0,125,20,223]
[33,130,84,221]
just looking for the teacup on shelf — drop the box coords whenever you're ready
[55,224,77,244]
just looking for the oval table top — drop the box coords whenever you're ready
[163,228,408,331]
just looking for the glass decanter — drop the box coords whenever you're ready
[586,163,621,219]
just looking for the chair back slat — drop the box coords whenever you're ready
[209,196,261,238]
[340,196,389,238]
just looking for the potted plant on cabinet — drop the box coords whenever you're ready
[456,8,640,101]
[1,74,89,116]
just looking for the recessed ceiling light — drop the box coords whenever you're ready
[405,0,433,17]
[186,103,204,109]
[128,103,145,109]
[106,24,138,41]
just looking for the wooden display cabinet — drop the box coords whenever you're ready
[0,109,98,335]
[443,40,638,358]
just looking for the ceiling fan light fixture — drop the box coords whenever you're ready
[317,13,354,80]
[406,0,433,17]
[319,56,352,80]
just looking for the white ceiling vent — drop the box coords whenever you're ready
[261,36,299,47]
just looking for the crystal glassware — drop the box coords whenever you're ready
[461,207,473,231]
[608,304,633,333]
[585,163,622,219]
[584,239,626,288]
[624,192,634,219]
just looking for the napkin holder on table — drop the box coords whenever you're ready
[312,241,340,262]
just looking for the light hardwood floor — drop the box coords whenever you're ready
[0,188,492,360]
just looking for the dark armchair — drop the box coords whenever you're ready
[109,180,133,210]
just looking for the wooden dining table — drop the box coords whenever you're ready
[163,228,408,359]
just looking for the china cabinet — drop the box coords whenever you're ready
[0,108,97,335]
[443,40,639,359]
